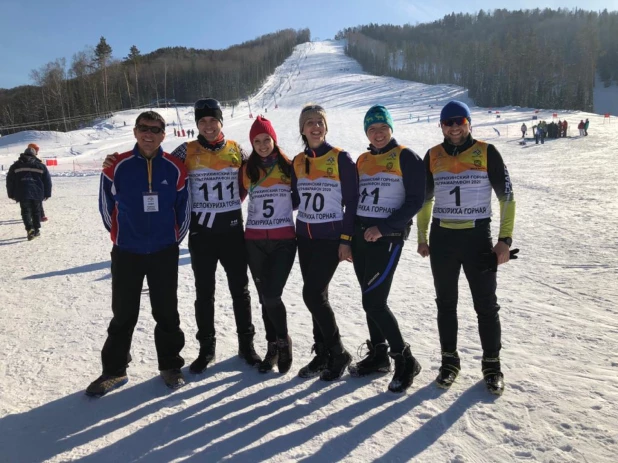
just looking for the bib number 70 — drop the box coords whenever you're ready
[301,192,324,212]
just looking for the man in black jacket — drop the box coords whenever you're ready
[6,146,52,240]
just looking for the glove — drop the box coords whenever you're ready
[479,248,519,273]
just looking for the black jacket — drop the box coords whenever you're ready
[6,153,52,202]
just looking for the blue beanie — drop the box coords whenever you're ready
[364,105,394,134]
[440,101,471,123]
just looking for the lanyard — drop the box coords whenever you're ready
[249,163,277,195]
[146,157,153,192]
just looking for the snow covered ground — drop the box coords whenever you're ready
[1,41,617,463]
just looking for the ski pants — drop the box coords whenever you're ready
[297,236,343,350]
[351,229,406,353]
[188,229,254,345]
[19,199,41,232]
[246,238,297,342]
[101,244,185,375]
[428,221,501,358]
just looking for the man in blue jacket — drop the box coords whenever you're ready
[87,111,191,397]
[6,146,52,240]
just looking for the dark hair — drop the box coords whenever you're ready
[246,145,292,184]
[135,111,166,129]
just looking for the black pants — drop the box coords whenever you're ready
[246,239,296,342]
[19,199,41,231]
[297,236,342,350]
[352,231,406,352]
[429,223,501,357]
[101,244,184,375]
[188,229,254,344]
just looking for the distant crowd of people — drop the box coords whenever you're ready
[520,117,589,145]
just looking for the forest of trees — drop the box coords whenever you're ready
[0,29,310,135]
[337,9,618,111]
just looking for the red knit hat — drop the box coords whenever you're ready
[27,143,40,154]
[249,116,277,145]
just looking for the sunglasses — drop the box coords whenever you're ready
[194,98,221,110]
[301,104,325,114]
[136,125,164,134]
[441,117,468,127]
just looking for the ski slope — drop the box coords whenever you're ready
[0,40,617,463]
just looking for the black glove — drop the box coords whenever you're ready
[479,248,519,273]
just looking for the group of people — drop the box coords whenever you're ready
[578,119,590,136]
[86,98,516,398]
[6,143,52,240]
[172,128,196,138]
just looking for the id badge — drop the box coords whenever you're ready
[143,192,159,212]
[248,202,256,215]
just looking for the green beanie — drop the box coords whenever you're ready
[364,105,394,134]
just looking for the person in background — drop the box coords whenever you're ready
[240,116,296,374]
[520,123,527,139]
[88,111,190,397]
[24,143,49,222]
[291,104,358,381]
[584,118,589,136]
[578,120,585,137]
[6,145,52,240]
[349,105,425,393]
[417,100,516,396]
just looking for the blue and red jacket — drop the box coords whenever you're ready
[99,144,190,254]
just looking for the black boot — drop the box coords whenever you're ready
[348,340,390,377]
[160,368,185,389]
[298,343,329,378]
[482,355,504,396]
[258,342,278,373]
[388,344,421,393]
[276,335,293,374]
[435,351,460,389]
[189,335,216,374]
[238,331,262,366]
[320,343,352,381]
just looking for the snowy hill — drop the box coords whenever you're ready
[0,41,617,463]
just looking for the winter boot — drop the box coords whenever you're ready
[238,331,262,366]
[85,373,128,397]
[348,340,391,377]
[27,229,35,241]
[298,343,329,378]
[482,355,504,396]
[189,335,216,374]
[435,351,461,389]
[258,342,278,373]
[33,229,41,238]
[388,344,421,393]
[276,335,293,374]
[320,343,352,381]
[161,368,185,390]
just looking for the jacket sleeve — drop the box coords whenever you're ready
[170,142,188,162]
[487,144,516,239]
[175,162,191,243]
[238,165,248,202]
[416,151,434,244]
[6,166,15,199]
[377,148,426,236]
[99,170,115,233]
[338,150,359,244]
[42,165,52,198]
[291,156,300,209]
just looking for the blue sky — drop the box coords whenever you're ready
[0,0,615,89]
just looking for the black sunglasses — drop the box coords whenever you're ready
[301,104,325,114]
[194,98,221,110]
[136,124,164,134]
[441,117,468,127]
